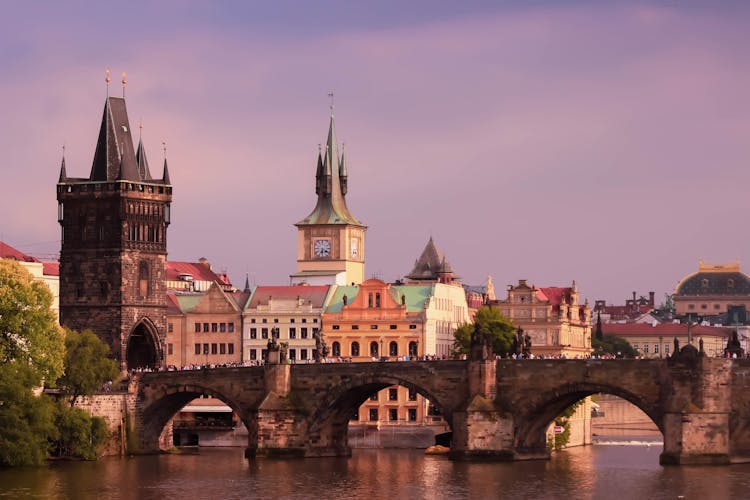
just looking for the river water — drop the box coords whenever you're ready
[2,445,750,500]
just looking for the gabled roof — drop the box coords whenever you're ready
[537,287,572,308]
[296,113,364,227]
[406,237,456,281]
[246,285,331,310]
[166,261,229,284]
[0,241,39,262]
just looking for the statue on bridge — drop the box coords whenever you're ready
[470,322,495,361]
[265,327,288,364]
[313,330,329,363]
[724,330,744,359]
[513,327,531,358]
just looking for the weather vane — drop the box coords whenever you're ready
[162,141,167,159]
[121,72,127,98]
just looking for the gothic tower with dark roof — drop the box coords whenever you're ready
[291,110,366,286]
[57,94,172,371]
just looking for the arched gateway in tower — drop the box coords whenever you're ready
[57,92,172,371]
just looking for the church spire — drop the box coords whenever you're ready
[296,106,363,227]
[136,138,153,180]
[90,95,140,182]
[58,149,67,182]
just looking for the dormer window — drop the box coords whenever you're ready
[701,279,709,288]
[728,278,735,289]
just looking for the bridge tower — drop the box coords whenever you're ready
[57,89,172,371]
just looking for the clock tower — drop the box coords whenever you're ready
[291,110,366,286]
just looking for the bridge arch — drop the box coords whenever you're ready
[305,370,458,456]
[512,381,663,454]
[137,380,257,452]
[126,318,160,370]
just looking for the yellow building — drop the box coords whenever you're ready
[674,261,750,320]
[492,279,592,358]
[600,322,733,358]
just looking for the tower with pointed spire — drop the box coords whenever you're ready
[56,92,172,371]
[291,109,366,286]
[405,237,459,285]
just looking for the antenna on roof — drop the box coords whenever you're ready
[105,69,111,97]
[121,72,127,98]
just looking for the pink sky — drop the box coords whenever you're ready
[1,2,749,305]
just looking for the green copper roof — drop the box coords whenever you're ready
[324,284,434,313]
[296,113,365,227]
[175,295,203,312]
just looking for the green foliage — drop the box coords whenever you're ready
[51,403,109,460]
[0,364,59,466]
[453,306,516,357]
[547,401,584,451]
[592,334,638,358]
[0,260,65,385]
[58,329,119,406]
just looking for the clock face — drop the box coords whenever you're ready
[314,239,331,258]
[350,238,358,258]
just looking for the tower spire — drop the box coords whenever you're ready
[58,145,67,182]
[161,141,171,184]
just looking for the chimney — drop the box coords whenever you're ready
[649,291,655,306]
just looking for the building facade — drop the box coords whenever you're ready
[291,111,366,286]
[57,94,172,370]
[600,322,734,358]
[674,261,750,322]
[0,241,60,320]
[241,285,330,364]
[492,279,592,358]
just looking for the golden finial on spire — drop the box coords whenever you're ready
[162,141,167,159]
[328,91,334,113]
[121,72,127,98]
[105,69,111,97]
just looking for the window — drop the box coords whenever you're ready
[168,323,173,333]
[389,341,398,356]
[408,409,417,422]
[688,304,695,310]
[375,293,381,308]
[665,344,670,355]
[203,343,209,355]
[262,328,269,339]
[714,304,721,310]
[370,393,378,401]
[368,293,373,308]
[220,323,226,332]
[389,325,397,330]
[211,323,218,332]
[408,388,417,401]
[250,328,257,339]
[203,323,209,332]
[302,318,308,323]
[351,341,360,356]
[643,344,649,354]
[369,409,378,421]
[301,327,308,339]
[290,318,295,323]
[289,328,297,339]
[701,279,709,288]
[701,304,707,310]
[409,325,417,330]
[262,318,267,323]
[370,341,379,357]
[211,343,217,355]
[251,318,256,324]
[195,323,201,333]
[313,318,318,323]
[289,349,296,360]
[220,343,226,354]
[274,318,279,323]
[195,343,201,355]
[728,279,735,289]
[332,341,341,357]
[352,325,360,330]
[370,325,378,330]
[409,341,418,357]
[389,409,398,421]
[228,344,234,355]
[228,323,234,332]
[389,388,398,401]
[250,349,257,360]
[633,343,639,351]
[138,261,150,298]
[300,349,307,360]
[167,343,173,355]
[332,325,340,330]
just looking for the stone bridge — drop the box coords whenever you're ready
[131,349,750,465]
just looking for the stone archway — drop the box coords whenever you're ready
[513,383,663,457]
[126,319,160,370]
[305,375,453,457]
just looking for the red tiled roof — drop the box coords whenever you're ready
[537,287,573,312]
[0,241,39,262]
[42,262,59,276]
[602,322,732,338]
[166,261,227,284]
[166,293,183,315]
[247,285,331,309]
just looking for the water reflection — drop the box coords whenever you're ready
[3,446,750,499]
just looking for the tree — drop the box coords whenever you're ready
[453,306,516,357]
[0,260,65,384]
[592,334,638,358]
[0,260,64,466]
[52,403,109,460]
[58,329,119,406]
